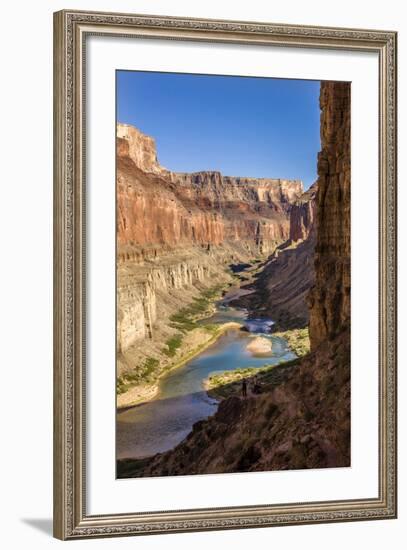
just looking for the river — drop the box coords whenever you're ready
[116,294,296,460]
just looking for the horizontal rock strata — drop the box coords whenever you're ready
[232,183,317,329]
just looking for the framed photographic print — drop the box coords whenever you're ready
[53,9,397,540]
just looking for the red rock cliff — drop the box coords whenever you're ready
[117,123,303,258]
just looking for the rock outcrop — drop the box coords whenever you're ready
[289,183,317,242]
[118,80,351,476]
[308,82,351,349]
[117,123,166,175]
[118,254,212,353]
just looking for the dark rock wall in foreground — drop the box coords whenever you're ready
[308,82,351,349]
[242,80,350,335]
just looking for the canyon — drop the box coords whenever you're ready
[116,122,306,401]
[232,181,317,328]
[117,80,351,476]
[117,123,303,258]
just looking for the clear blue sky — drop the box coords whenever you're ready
[117,71,321,189]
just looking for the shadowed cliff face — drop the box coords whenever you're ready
[118,81,351,477]
[289,183,317,242]
[234,183,317,328]
[308,82,351,350]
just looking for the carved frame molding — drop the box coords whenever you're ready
[53,10,397,540]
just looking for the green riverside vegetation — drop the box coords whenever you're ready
[273,327,310,357]
[204,327,311,399]
[169,285,225,333]
[205,358,301,400]
[117,284,229,396]
[117,357,160,394]
[163,335,183,357]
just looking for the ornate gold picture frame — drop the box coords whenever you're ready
[53,9,397,540]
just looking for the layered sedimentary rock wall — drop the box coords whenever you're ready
[289,183,317,242]
[117,123,166,175]
[117,123,302,257]
[117,123,303,361]
[121,80,351,476]
[308,82,351,349]
[233,183,317,328]
[118,251,216,354]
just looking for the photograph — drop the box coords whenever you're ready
[51,8,397,539]
[0,0,402,546]
[115,71,351,478]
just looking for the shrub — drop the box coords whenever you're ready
[163,335,183,357]
[143,357,159,380]
[169,285,224,332]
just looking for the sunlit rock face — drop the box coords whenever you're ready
[117,122,303,256]
[117,123,166,175]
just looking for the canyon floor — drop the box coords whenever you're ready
[116,262,300,463]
